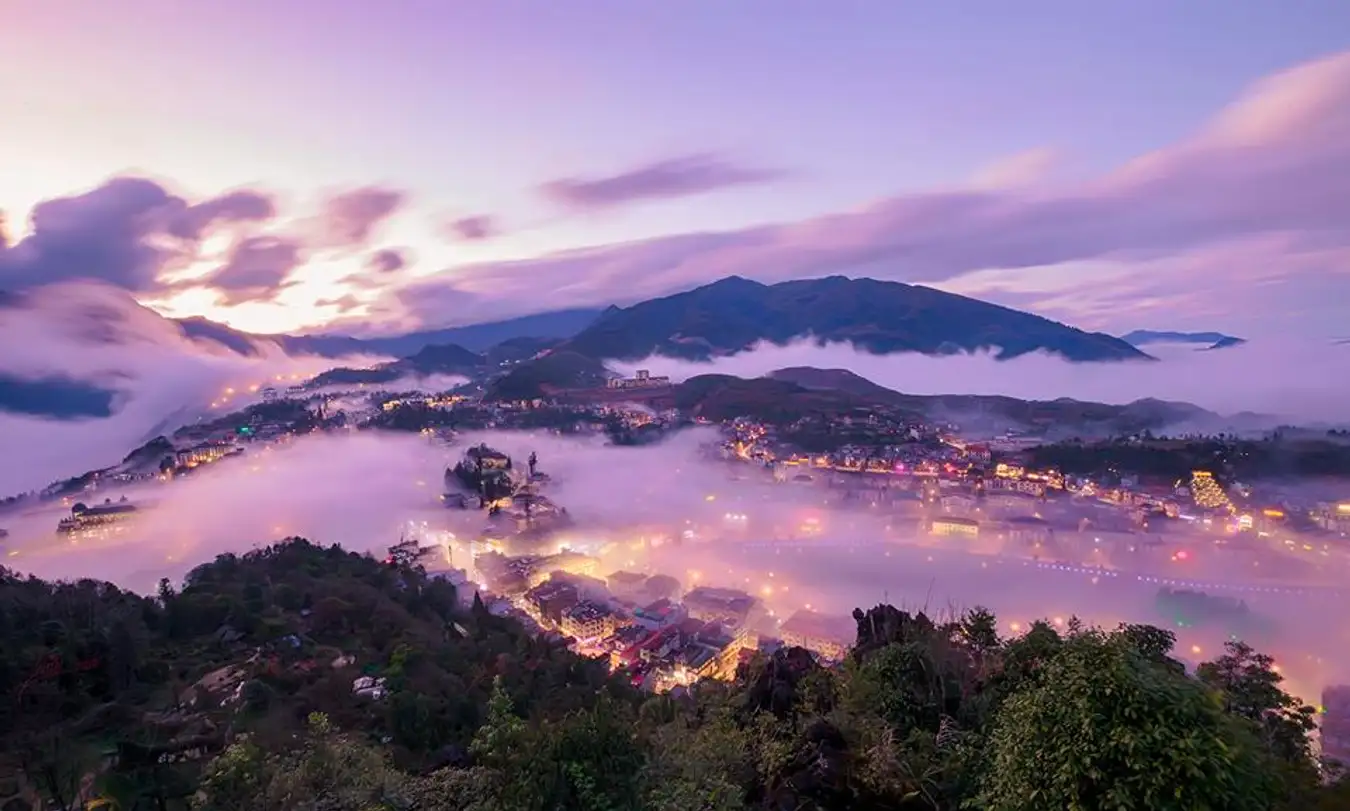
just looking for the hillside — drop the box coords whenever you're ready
[484,350,609,401]
[308,342,486,388]
[671,373,909,423]
[766,366,1217,435]
[563,275,1151,362]
[0,538,1336,810]
[1121,329,1248,352]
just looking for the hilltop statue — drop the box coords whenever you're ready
[528,451,538,477]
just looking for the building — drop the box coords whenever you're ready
[633,598,684,630]
[929,516,980,538]
[683,586,759,627]
[778,610,854,662]
[606,369,672,390]
[523,580,579,626]
[1001,515,1053,546]
[174,442,239,469]
[560,601,615,642]
[607,570,649,601]
[57,498,139,535]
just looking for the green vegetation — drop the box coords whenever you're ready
[486,351,609,400]
[1027,437,1350,481]
[2,540,1346,810]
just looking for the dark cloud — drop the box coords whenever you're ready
[316,187,406,248]
[0,177,183,292]
[168,189,276,240]
[541,152,785,210]
[0,178,279,294]
[445,215,498,242]
[367,248,408,274]
[397,52,1350,329]
[207,236,304,304]
[316,293,364,314]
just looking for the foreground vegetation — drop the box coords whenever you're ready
[2,539,1348,810]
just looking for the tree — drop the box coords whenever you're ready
[975,629,1279,811]
[1197,641,1319,778]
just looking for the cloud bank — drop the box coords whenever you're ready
[3,427,1346,702]
[0,282,367,495]
[612,338,1350,425]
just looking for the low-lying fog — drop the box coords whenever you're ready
[613,337,1350,425]
[0,281,464,496]
[4,427,1347,703]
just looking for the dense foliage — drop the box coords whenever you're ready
[1028,438,1350,481]
[3,539,1347,811]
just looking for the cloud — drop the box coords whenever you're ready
[445,215,498,242]
[399,51,1350,330]
[971,147,1063,189]
[540,152,785,210]
[204,235,305,304]
[0,177,277,293]
[366,247,408,274]
[314,186,406,248]
[611,336,1350,425]
[168,188,276,241]
[0,281,365,494]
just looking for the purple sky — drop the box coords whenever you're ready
[2,0,1349,338]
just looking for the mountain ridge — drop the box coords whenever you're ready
[1120,330,1247,352]
[563,275,1151,362]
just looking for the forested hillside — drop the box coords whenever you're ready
[2,539,1347,810]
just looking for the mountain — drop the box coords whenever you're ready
[563,276,1150,362]
[1121,330,1247,351]
[485,351,609,401]
[308,342,486,388]
[765,366,1221,436]
[1202,335,1247,351]
[178,308,604,359]
[0,372,117,419]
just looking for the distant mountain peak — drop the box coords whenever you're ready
[563,275,1149,363]
[1120,330,1245,351]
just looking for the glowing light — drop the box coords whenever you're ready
[1191,645,1202,655]
[1009,621,1023,633]
[1052,616,1065,628]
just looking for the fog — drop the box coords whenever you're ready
[612,338,1350,425]
[0,282,393,495]
[4,426,1348,702]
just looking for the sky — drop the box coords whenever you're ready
[3,1,1350,338]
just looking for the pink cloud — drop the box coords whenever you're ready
[0,178,277,293]
[314,186,406,249]
[541,153,784,210]
[445,215,498,242]
[397,51,1350,328]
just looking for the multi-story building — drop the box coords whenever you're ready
[560,601,615,642]
[606,571,649,602]
[778,610,854,662]
[523,580,579,627]
[683,586,759,627]
[606,369,672,390]
[174,442,239,469]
